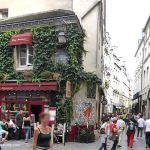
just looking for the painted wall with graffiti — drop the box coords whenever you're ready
[72,84,97,125]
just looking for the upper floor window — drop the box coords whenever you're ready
[87,83,96,99]
[0,9,8,20]
[16,45,33,68]
[55,49,68,64]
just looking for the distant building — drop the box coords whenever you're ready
[103,36,131,113]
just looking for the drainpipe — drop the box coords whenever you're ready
[140,45,144,114]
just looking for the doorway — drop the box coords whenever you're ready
[31,105,42,122]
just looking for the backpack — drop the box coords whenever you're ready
[128,122,135,132]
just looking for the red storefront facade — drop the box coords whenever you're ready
[0,82,58,121]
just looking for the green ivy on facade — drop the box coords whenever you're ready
[0,25,102,124]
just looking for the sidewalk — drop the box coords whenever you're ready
[1,133,147,150]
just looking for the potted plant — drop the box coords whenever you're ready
[40,71,53,80]
[23,71,34,81]
[0,73,8,81]
[52,72,61,80]
[76,128,95,143]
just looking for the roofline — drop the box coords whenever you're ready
[134,37,144,57]
[0,9,83,33]
[81,0,102,19]
[143,16,150,32]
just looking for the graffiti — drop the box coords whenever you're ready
[75,100,96,125]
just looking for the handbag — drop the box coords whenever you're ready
[100,128,105,134]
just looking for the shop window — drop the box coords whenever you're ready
[9,103,21,120]
[16,45,33,68]
[55,49,68,64]
[1,103,8,118]
[87,83,96,99]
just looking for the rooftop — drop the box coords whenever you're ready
[0,9,82,31]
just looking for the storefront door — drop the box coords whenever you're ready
[31,105,42,122]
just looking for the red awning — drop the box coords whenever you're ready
[0,82,57,91]
[10,33,32,46]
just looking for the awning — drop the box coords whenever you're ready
[0,82,57,91]
[10,33,32,46]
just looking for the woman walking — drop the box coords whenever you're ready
[126,118,136,148]
[110,117,119,150]
[99,119,108,150]
[23,113,31,143]
[33,112,53,150]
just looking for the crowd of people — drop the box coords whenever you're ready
[0,110,63,150]
[98,113,150,150]
[0,110,31,143]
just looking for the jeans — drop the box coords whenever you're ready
[118,130,124,146]
[137,127,143,137]
[145,132,150,148]
[24,126,30,140]
[111,138,118,150]
[99,143,107,150]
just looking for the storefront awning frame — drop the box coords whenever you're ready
[0,81,58,91]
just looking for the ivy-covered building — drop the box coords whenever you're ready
[0,10,81,121]
[0,9,102,124]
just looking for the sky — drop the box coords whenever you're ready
[107,0,150,79]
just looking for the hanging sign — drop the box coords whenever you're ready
[66,81,71,97]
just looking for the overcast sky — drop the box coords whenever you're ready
[107,0,150,78]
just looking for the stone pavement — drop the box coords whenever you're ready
[1,133,147,150]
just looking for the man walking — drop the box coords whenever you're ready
[137,114,145,139]
[116,115,125,147]
[145,118,150,148]
[15,110,23,140]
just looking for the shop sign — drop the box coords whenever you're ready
[10,33,32,46]
[66,81,71,97]
[101,97,108,105]
[49,107,56,124]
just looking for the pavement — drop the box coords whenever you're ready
[0,132,147,150]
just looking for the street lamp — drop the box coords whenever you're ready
[58,32,66,44]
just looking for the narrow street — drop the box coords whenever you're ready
[1,132,147,150]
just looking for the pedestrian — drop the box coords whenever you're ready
[145,118,150,148]
[0,120,8,150]
[116,115,126,147]
[137,114,145,139]
[126,118,136,148]
[15,110,24,140]
[110,117,119,150]
[99,119,108,150]
[23,113,31,143]
[33,112,53,150]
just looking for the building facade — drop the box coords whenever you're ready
[134,16,150,118]
[103,34,131,113]
[0,0,106,125]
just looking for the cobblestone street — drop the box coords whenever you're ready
[1,132,147,150]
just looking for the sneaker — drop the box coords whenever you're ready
[25,140,28,143]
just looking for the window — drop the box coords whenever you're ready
[17,45,33,67]
[55,49,68,64]
[145,48,147,59]
[87,83,96,99]
[0,9,8,19]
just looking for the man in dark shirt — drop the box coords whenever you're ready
[15,110,23,140]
